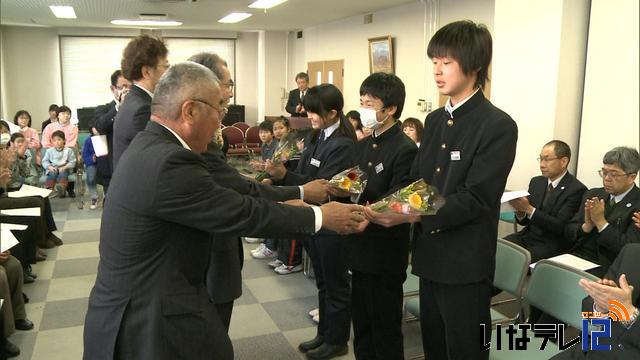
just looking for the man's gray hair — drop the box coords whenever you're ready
[187,52,227,81]
[603,146,640,174]
[151,62,220,121]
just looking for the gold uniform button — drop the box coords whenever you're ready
[372,143,378,149]
[447,119,454,127]
[430,230,436,235]
[441,143,446,149]
[368,162,373,167]
[436,167,441,173]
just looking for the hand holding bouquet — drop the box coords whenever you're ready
[370,179,444,215]
[328,166,367,195]
[255,142,299,182]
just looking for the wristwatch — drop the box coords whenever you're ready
[621,306,639,328]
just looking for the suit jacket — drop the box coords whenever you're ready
[83,121,316,360]
[93,101,117,186]
[112,85,152,170]
[201,142,301,304]
[566,186,640,277]
[285,89,307,117]
[552,244,640,359]
[411,90,518,284]
[509,173,587,261]
[347,122,417,274]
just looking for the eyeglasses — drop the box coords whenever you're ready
[598,170,632,180]
[537,157,559,162]
[190,99,226,118]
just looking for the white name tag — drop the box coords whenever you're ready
[375,163,384,174]
[450,151,461,161]
[310,158,321,167]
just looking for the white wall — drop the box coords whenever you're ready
[1,26,63,127]
[577,0,640,188]
[235,31,259,124]
[263,31,288,118]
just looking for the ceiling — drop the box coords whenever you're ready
[1,0,416,31]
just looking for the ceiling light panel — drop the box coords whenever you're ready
[218,13,252,24]
[49,5,77,19]
[248,0,288,9]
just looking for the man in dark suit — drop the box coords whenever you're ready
[83,62,365,360]
[93,70,131,195]
[365,21,518,359]
[506,140,587,262]
[285,72,309,117]
[566,147,640,278]
[552,243,640,359]
[112,34,169,169]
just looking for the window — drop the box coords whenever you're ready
[60,36,235,112]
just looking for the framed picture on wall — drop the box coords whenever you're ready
[368,36,394,74]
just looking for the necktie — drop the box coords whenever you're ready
[541,183,554,210]
[605,196,616,217]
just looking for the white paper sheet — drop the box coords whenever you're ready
[0,230,20,252]
[500,190,530,212]
[530,253,600,272]
[7,184,52,198]
[0,223,28,231]
[7,121,21,134]
[91,135,109,157]
[0,207,41,217]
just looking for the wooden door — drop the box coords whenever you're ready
[323,60,344,92]
[307,61,324,87]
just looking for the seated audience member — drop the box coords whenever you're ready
[566,146,640,277]
[41,105,78,149]
[6,133,33,190]
[0,121,10,145]
[1,262,20,358]
[286,72,309,117]
[401,117,424,147]
[82,129,99,209]
[13,110,41,166]
[0,252,34,332]
[42,131,76,197]
[346,110,367,141]
[552,243,639,359]
[41,104,58,132]
[506,140,587,262]
[259,121,278,161]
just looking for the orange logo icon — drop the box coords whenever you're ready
[607,300,630,322]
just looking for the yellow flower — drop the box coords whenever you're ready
[339,177,351,190]
[408,192,422,209]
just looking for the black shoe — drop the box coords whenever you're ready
[305,343,348,359]
[23,273,34,284]
[5,339,20,357]
[68,189,76,198]
[23,292,30,304]
[48,233,63,246]
[26,265,37,279]
[15,318,34,331]
[298,335,324,353]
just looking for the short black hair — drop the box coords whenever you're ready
[48,104,59,112]
[346,111,363,130]
[303,84,356,142]
[9,132,25,145]
[13,110,32,127]
[56,105,72,117]
[110,69,123,87]
[259,121,274,133]
[545,140,571,160]
[359,72,406,119]
[427,20,492,89]
[51,130,66,141]
[273,116,289,128]
[0,120,10,132]
[295,72,309,82]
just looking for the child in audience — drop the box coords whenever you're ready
[41,104,58,132]
[13,110,41,166]
[42,130,76,197]
[401,117,424,147]
[82,129,99,209]
[6,133,33,190]
[258,120,278,161]
[346,110,367,141]
[0,121,11,148]
[41,105,78,149]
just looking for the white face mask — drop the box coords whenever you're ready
[358,107,386,130]
[0,133,10,146]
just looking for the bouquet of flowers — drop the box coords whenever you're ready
[255,142,299,182]
[370,179,445,215]
[328,166,367,195]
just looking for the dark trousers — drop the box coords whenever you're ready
[0,195,49,266]
[351,270,405,360]
[264,238,278,251]
[304,234,351,345]
[215,301,234,332]
[419,278,492,360]
[277,238,302,266]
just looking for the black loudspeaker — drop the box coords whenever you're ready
[224,104,245,126]
[77,107,97,131]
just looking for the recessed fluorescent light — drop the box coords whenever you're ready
[111,19,183,27]
[248,0,288,9]
[49,5,77,19]
[218,12,252,24]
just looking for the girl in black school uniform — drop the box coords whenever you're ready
[266,84,356,359]
[330,73,418,360]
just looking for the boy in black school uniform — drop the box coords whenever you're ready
[365,20,518,359]
[258,121,278,161]
[330,72,417,359]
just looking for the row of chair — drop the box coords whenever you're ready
[222,122,262,157]
[403,238,597,359]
